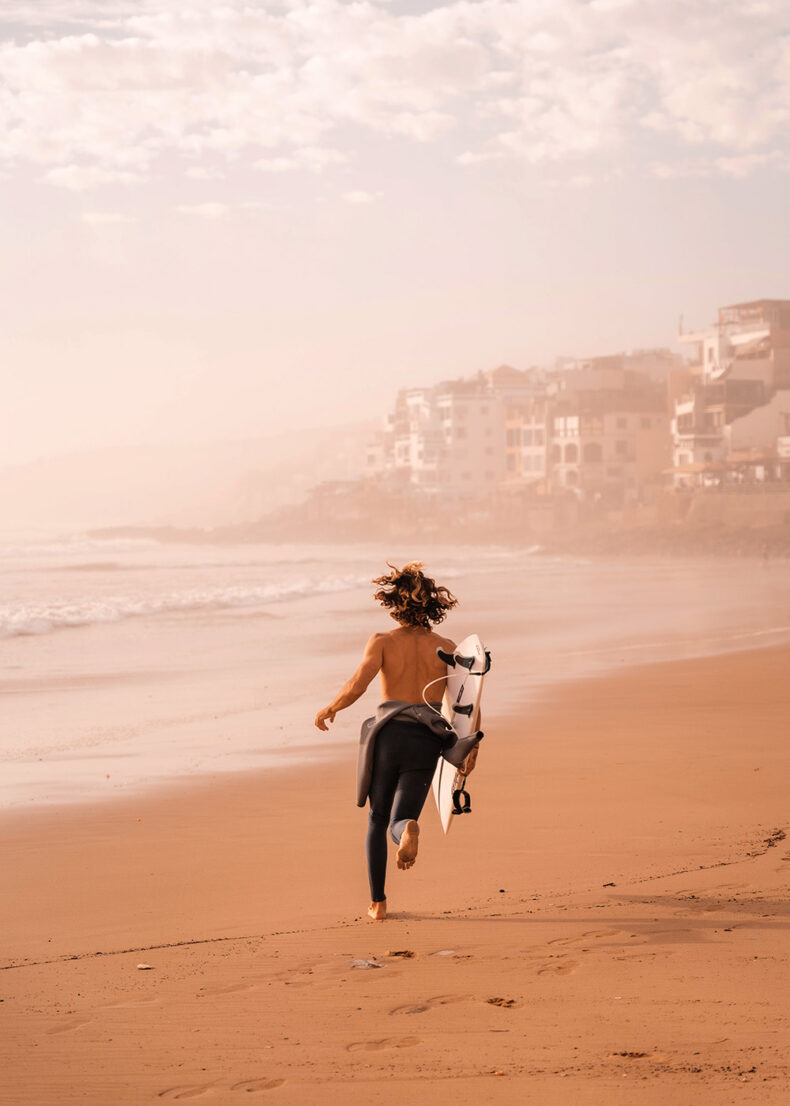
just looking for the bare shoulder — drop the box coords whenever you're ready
[433,630,456,652]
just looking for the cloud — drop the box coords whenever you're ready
[255,146,347,173]
[714,151,787,178]
[185,166,225,181]
[81,210,134,224]
[456,149,506,165]
[342,190,380,204]
[44,164,145,190]
[0,0,788,189]
[175,202,230,218]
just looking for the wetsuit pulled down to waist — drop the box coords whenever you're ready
[365,717,443,903]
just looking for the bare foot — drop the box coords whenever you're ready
[368,900,387,921]
[396,820,420,870]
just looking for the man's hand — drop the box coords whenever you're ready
[458,745,479,777]
[314,708,336,731]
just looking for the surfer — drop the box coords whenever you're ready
[314,562,478,921]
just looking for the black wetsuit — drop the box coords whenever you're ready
[366,717,444,903]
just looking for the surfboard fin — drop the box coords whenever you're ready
[453,650,492,675]
[436,648,456,667]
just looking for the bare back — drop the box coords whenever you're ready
[379,626,455,704]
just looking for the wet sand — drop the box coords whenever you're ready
[2,645,790,1104]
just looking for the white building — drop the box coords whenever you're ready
[371,366,540,499]
[504,398,550,487]
[434,385,505,497]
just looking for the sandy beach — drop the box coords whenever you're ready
[3,640,789,1105]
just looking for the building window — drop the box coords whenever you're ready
[506,455,516,470]
[564,443,578,463]
[551,444,561,463]
[523,429,533,446]
[535,431,544,446]
[616,440,628,456]
[457,427,467,440]
[616,416,627,429]
[565,469,578,485]
[607,466,622,477]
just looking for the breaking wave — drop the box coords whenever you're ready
[0,576,367,638]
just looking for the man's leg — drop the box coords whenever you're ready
[366,733,399,915]
[390,765,436,870]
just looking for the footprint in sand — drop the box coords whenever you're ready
[537,958,580,976]
[230,1078,286,1093]
[486,997,520,1008]
[103,997,160,1010]
[390,1002,430,1015]
[547,928,627,947]
[347,1037,421,1052]
[389,994,469,1015]
[158,1085,215,1100]
[46,1017,92,1035]
[201,982,257,997]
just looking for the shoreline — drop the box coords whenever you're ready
[5,624,790,816]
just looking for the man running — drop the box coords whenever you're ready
[315,562,478,920]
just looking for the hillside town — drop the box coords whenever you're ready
[364,298,790,501]
[93,298,790,554]
[283,298,790,551]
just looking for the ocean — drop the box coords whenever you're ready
[2,535,789,808]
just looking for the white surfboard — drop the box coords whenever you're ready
[431,633,490,835]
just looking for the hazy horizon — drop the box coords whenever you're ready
[3,0,789,472]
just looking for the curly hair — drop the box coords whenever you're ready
[372,561,457,628]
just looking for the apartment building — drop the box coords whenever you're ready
[723,389,790,483]
[672,299,790,485]
[550,390,670,503]
[371,366,540,499]
[504,397,551,488]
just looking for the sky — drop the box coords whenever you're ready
[1,0,789,468]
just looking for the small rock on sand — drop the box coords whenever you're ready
[136,963,154,970]
[351,959,381,970]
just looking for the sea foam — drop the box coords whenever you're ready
[0,576,366,638]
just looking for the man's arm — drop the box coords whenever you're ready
[459,707,482,776]
[314,634,385,731]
